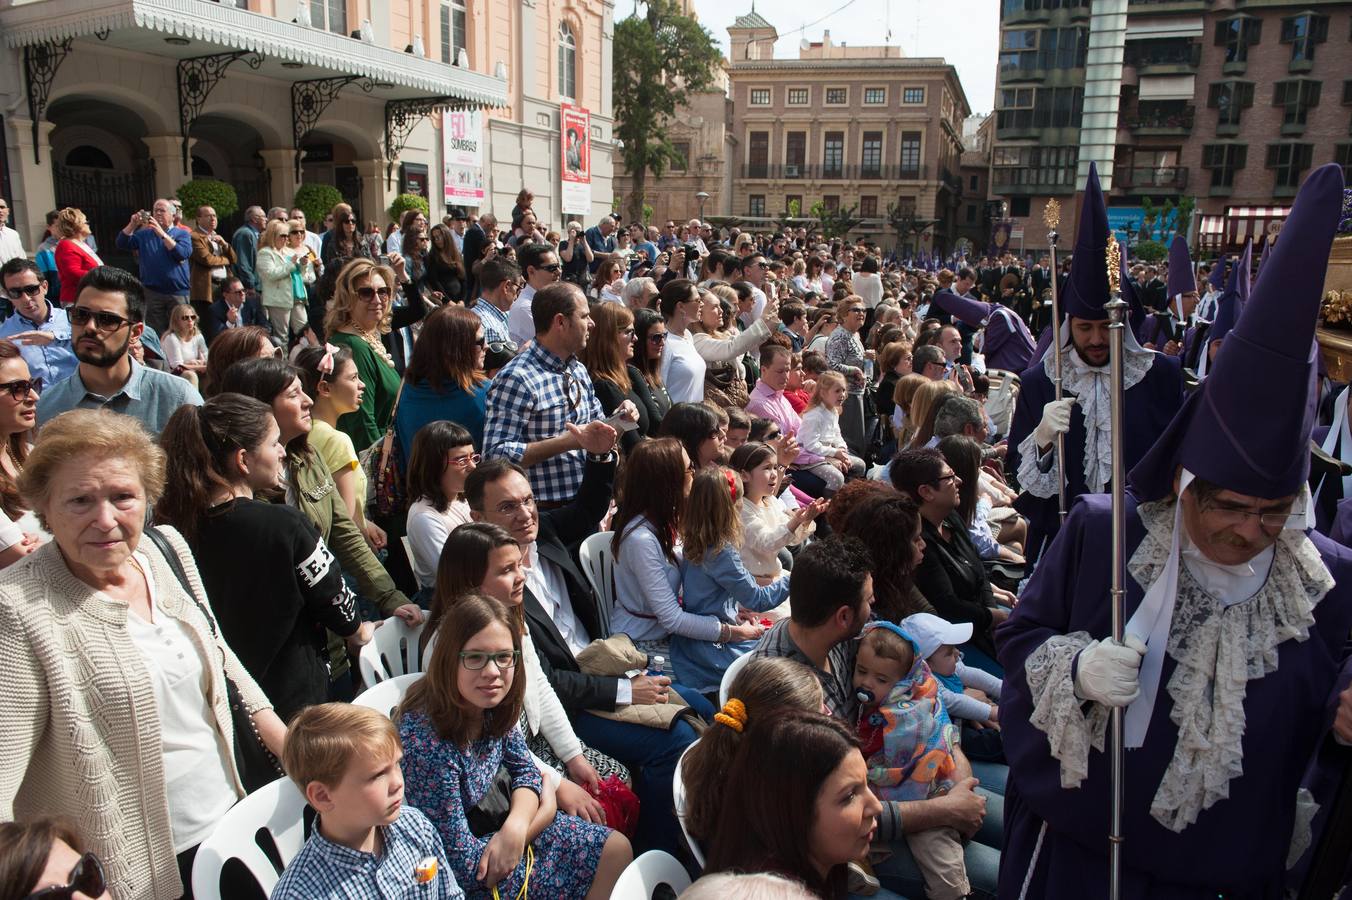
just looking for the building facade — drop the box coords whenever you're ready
[0,0,616,266]
[991,0,1352,254]
[958,113,996,254]
[726,13,972,253]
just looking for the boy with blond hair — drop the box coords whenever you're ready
[271,703,463,899]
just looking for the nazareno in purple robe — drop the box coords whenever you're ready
[995,493,1352,899]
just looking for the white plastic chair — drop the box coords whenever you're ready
[718,651,755,707]
[352,672,423,719]
[578,531,616,634]
[672,741,706,869]
[401,534,419,580]
[191,777,309,900]
[609,850,692,899]
[357,615,427,689]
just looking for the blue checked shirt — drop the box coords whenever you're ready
[483,340,604,503]
[472,298,511,346]
[270,805,463,899]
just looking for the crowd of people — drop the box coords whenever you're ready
[0,165,1350,900]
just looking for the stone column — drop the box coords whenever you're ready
[355,158,394,226]
[258,148,299,212]
[141,135,193,200]
[4,117,57,246]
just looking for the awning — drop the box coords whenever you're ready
[1138,75,1196,101]
[1226,206,1290,246]
[1126,16,1205,39]
[1198,214,1225,248]
[0,0,507,106]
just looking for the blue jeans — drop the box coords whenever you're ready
[572,708,700,857]
[970,760,1008,796]
[875,788,1003,899]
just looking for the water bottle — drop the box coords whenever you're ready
[647,655,666,678]
[863,358,875,382]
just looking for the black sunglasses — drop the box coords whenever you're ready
[69,307,131,331]
[25,851,106,900]
[356,286,392,301]
[0,377,41,400]
[5,284,43,300]
[539,263,563,273]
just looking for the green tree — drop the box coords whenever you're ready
[387,193,430,223]
[292,184,345,229]
[613,0,722,224]
[810,200,861,241]
[176,179,239,220]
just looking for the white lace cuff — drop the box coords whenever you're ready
[1016,429,1060,499]
[1286,787,1319,869]
[1025,631,1109,788]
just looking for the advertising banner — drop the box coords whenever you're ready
[443,110,485,207]
[560,103,591,215]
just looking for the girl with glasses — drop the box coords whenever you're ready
[404,420,478,595]
[399,595,632,900]
[161,303,208,389]
[579,302,648,453]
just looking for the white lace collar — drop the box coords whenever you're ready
[1126,499,1331,832]
[1043,345,1155,493]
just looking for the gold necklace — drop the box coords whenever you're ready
[351,325,394,367]
[4,443,22,477]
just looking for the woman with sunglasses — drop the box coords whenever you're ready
[0,342,42,569]
[325,259,403,451]
[630,307,670,426]
[320,203,370,267]
[257,219,310,346]
[395,306,490,459]
[0,818,109,900]
[578,302,648,453]
[161,303,208,389]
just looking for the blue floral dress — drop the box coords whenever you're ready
[399,710,612,899]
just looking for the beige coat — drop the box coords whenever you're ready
[0,526,272,900]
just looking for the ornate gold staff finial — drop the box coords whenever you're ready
[1043,198,1061,232]
[1106,233,1121,295]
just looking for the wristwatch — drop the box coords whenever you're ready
[585,449,617,464]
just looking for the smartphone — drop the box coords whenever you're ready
[377,254,391,267]
[602,412,639,433]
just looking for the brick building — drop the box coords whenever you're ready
[990,0,1352,256]
[726,13,972,254]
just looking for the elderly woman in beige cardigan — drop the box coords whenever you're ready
[0,408,285,900]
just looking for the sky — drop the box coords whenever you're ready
[672,0,1001,115]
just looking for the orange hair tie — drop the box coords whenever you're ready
[714,698,747,732]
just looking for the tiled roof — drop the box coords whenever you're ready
[731,10,774,29]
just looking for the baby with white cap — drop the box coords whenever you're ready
[901,612,1002,729]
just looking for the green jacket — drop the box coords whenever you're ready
[286,448,409,678]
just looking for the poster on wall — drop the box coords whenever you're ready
[560,103,591,215]
[443,110,485,208]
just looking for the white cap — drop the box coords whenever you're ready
[899,613,973,660]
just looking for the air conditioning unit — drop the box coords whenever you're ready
[784,165,801,177]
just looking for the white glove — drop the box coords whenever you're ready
[1073,635,1147,707]
[1033,397,1076,450]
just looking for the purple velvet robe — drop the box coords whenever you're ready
[983,306,1037,374]
[996,494,1352,899]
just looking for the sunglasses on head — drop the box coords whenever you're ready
[0,377,41,400]
[69,307,131,331]
[5,284,43,300]
[24,851,106,900]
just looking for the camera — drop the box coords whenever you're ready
[683,243,701,258]
[139,210,152,224]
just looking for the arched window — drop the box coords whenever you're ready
[191,156,215,177]
[66,146,114,169]
[558,22,577,100]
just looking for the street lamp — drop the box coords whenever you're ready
[695,191,710,221]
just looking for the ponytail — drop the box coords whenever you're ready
[156,393,274,538]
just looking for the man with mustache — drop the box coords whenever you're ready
[999,163,1352,900]
[1006,164,1184,564]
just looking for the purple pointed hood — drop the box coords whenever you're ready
[1130,164,1345,501]
[931,289,993,329]
[1208,258,1227,293]
[1207,239,1252,348]
[1257,236,1271,274]
[1165,235,1195,300]
[1060,163,1111,321]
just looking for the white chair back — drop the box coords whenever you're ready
[718,651,755,707]
[352,672,423,719]
[358,616,427,689]
[672,741,706,869]
[400,534,419,581]
[191,777,309,900]
[609,850,692,899]
[578,531,616,634]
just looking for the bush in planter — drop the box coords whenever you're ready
[293,184,346,229]
[388,193,430,224]
[1133,239,1167,264]
[176,179,239,220]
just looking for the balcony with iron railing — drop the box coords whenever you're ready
[1121,103,1196,135]
[739,163,929,181]
[1120,166,1189,191]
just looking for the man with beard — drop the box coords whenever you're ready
[1006,164,1184,564]
[37,266,201,434]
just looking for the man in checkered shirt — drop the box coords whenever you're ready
[483,281,636,503]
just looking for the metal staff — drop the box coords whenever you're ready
[1043,199,1068,522]
[1104,233,1128,900]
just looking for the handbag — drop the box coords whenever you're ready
[466,765,515,837]
[357,381,407,518]
[141,526,284,792]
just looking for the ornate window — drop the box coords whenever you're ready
[441,0,468,66]
[558,22,577,100]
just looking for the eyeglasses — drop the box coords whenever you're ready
[447,452,481,470]
[24,851,106,900]
[619,327,636,338]
[504,280,524,293]
[460,649,521,670]
[288,230,305,236]
[70,306,131,331]
[933,472,959,486]
[5,284,43,300]
[648,333,667,344]
[474,335,486,347]
[0,377,40,400]
[494,497,536,516]
[356,286,392,302]
[1201,501,1303,531]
